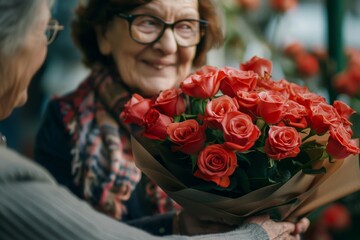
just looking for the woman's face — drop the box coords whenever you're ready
[98,0,198,96]
[0,1,50,120]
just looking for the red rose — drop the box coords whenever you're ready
[235,91,259,120]
[222,111,261,152]
[120,93,152,126]
[166,119,206,154]
[194,144,237,188]
[219,67,258,97]
[180,66,224,99]
[280,100,308,129]
[204,95,239,129]
[153,88,185,117]
[270,0,298,12]
[257,91,286,124]
[143,108,173,141]
[333,100,355,122]
[264,126,302,160]
[287,82,309,102]
[240,56,272,79]
[269,79,291,97]
[294,92,326,108]
[308,102,341,135]
[326,124,360,159]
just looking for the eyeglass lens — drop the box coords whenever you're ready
[129,15,204,47]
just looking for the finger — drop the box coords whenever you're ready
[279,221,296,234]
[294,217,310,234]
[263,221,296,239]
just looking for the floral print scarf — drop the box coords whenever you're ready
[60,66,178,219]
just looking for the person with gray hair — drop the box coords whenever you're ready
[0,0,310,239]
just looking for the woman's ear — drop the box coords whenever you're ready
[95,26,111,55]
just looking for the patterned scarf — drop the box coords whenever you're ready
[60,66,178,219]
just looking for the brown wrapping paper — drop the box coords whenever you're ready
[132,135,360,224]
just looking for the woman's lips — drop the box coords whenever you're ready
[143,60,175,70]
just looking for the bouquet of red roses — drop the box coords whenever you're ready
[121,56,360,223]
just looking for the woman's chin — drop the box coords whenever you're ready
[139,84,177,97]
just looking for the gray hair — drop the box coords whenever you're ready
[0,0,54,56]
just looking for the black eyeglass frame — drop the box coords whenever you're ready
[46,19,64,45]
[115,13,208,47]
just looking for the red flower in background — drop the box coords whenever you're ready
[235,0,261,11]
[283,42,305,58]
[295,53,320,78]
[270,0,298,12]
[322,203,351,230]
[333,59,360,97]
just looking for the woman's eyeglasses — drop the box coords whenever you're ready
[46,19,64,45]
[116,13,208,47]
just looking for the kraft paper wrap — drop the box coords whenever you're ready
[132,135,360,224]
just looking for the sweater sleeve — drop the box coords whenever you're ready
[0,183,268,240]
[0,147,269,240]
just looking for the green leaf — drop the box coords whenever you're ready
[191,154,198,171]
[173,115,181,123]
[245,152,274,190]
[233,167,251,194]
[255,118,266,130]
[211,129,224,139]
[190,98,207,115]
[268,169,291,184]
[236,153,251,166]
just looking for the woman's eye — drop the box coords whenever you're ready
[140,19,157,27]
[176,21,197,32]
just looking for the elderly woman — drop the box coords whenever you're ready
[34,0,224,228]
[0,0,310,239]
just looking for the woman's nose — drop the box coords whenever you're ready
[152,28,178,54]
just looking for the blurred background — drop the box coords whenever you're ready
[1,0,359,239]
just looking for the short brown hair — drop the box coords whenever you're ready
[72,0,223,68]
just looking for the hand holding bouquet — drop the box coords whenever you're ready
[121,56,360,223]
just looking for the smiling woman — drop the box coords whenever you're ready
[34,0,224,235]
